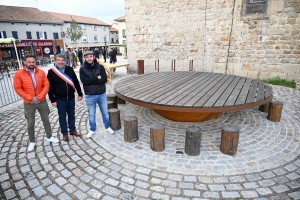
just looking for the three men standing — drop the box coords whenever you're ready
[14,55,59,151]
[79,51,114,137]
[47,54,83,141]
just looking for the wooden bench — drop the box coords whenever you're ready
[97,59,130,84]
[114,72,273,122]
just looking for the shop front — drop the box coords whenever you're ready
[0,40,55,61]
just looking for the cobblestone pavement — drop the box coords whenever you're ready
[0,66,299,200]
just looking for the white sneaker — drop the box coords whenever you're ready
[27,142,36,151]
[46,137,59,143]
[87,131,95,138]
[106,127,115,134]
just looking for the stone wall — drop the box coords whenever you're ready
[125,0,300,80]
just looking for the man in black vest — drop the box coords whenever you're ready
[47,54,83,141]
[79,51,114,138]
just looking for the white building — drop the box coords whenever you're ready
[45,12,111,51]
[0,5,63,60]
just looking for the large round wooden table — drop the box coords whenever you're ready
[114,72,273,122]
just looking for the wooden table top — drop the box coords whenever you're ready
[114,72,273,113]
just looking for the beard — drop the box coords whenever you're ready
[26,65,35,69]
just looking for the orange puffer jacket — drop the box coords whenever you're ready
[14,66,50,103]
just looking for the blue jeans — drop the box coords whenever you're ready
[56,98,76,134]
[85,93,110,131]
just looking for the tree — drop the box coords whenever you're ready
[66,17,83,47]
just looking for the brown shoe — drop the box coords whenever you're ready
[63,134,69,141]
[70,131,80,137]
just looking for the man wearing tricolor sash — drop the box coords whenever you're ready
[47,54,83,141]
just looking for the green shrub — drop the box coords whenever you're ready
[261,76,296,88]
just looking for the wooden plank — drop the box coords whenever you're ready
[192,74,231,107]
[246,80,258,104]
[203,75,236,108]
[115,73,169,92]
[184,73,225,107]
[158,73,212,105]
[213,76,241,107]
[130,72,198,100]
[125,72,194,100]
[116,72,176,94]
[151,73,221,105]
[235,79,252,105]
[224,77,247,107]
[172,73,215,106]
[147,73,202,104]
[256,81,265,102]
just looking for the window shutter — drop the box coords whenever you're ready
[44,32,47,39]
[3,31,7,38]
[36,32,40,39]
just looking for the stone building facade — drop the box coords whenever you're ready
[125,0,300,80]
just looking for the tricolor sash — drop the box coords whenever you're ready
[51,66,76,90]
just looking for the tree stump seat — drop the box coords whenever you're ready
[107,94,118,108]
[124,116,138,142]
[108,108,121,131]
[220,125,240,155]
[107,101,115,109]
[185,126,201,156]
[267,101,283,122]
[150,123,165,152]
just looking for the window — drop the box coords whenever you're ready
[82,35,88,42]
[12,31,18,39]
[103,35,107,42]
[111,38,114,43]
[67,23,70,28]
[123,40,127,44]
[243,0,268,15]
[53,32,59,39]
[26,31,32,39]
[0,31,7,38]
[122,29,126,38]
[102,26,106,31]
[93,35,98,42]
[92,25,96,30]
[36,32,44,39]
[80,24,86,30]
[44,32,47,39]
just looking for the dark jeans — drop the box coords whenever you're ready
[79,57,83,65]
[24,101,52,142]
[56,98,76,134]
[103,55,106,62]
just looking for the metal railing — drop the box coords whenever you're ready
[0,71,21,108]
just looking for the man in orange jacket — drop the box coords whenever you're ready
[14,54,58,151]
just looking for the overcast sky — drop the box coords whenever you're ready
[0,0,125,24]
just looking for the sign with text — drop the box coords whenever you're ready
[0,40,53,48]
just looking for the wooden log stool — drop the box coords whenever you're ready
[107,94,118,108]
[220,125,240,155]
[267,101,283,122]
[117,96,126,104]
[185,126,201,156]
[150,123,165,152]
[124,116,138,142]
[107,101,115,109]
[108,108,121,131]
[259,101,270,113]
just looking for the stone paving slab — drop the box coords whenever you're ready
[0,66,299,199]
